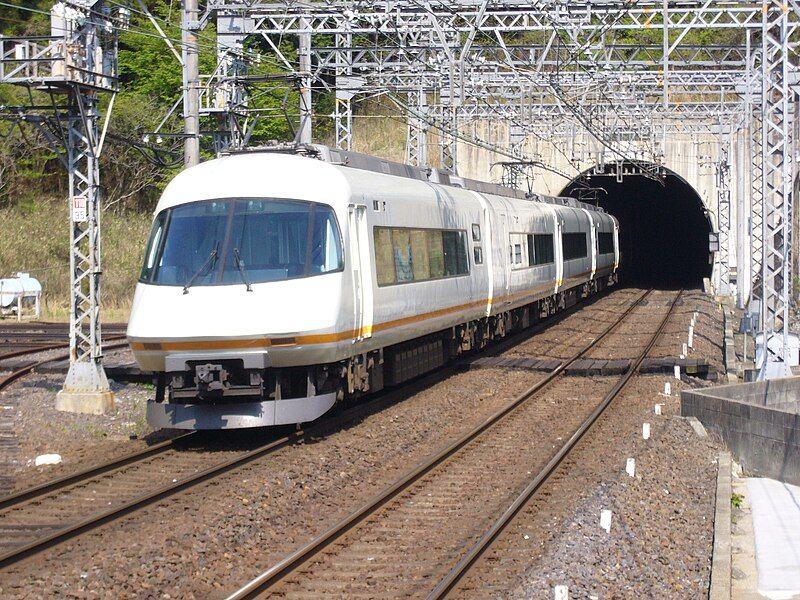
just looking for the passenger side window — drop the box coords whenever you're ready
[375,228,395,285]
[532,234,554,265]
[562,232,588,261]
[392,228,413,282]
[374,227,469,286]
[526,235,535,266]
[509,233,527,269]
[597,231,614,255]
[427,230,445,278]
[510,232,555,269]
[442,230,469,276]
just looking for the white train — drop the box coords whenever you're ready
[127,146,619,429]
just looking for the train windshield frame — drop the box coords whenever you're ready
[139,198,344,287]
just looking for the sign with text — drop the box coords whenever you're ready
[72,194,87,223]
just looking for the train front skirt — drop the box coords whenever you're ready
[146,392,337,429]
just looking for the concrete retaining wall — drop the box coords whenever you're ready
[681,378,800,486]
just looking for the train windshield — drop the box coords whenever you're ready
[139,198,343,287]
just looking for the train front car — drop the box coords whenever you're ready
[127,153,354,429]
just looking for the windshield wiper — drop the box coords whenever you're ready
[233,248,253,292]
[182,244,219,295]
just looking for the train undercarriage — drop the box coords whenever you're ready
[148,274,616,429]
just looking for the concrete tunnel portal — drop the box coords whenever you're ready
[560,163,714,289]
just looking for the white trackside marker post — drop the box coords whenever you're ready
[664,382,671,395]
[682,342,687,356]
[554,585,569,600]
[643,422,651,440]
[674,365,680,379]
[655,403,662,415]
[688,326,694,349]
[600,509,612,533]
[626,458,636,477]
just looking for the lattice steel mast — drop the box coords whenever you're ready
[0,0,123,411]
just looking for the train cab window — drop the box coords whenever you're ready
[472,224,481,242]
[473,246,483,265]
[140,198,343,287]
[561,232,588,261]
[374,226,468,286]
[597,231,614,255]
[140,211,167,281]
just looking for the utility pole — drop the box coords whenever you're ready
[182,0,200,166]
[0,0,123,413]
[298,17,312,144]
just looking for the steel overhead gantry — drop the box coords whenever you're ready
[0,0,124,412]
[203,1,761,145]
[192,1,796,377]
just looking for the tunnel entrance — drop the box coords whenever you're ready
[560,163,713,289]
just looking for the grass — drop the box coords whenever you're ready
[0,198,152,322]
[731,492,744,509]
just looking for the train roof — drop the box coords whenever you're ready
[224,143,606,214]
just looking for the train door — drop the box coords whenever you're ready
[347,204,374,343]
[500,211,512,301]
[554,213,564,293]
[582,209,597,280]
[469,191,496,317]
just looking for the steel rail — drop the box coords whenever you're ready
[224,289,654,600]
[0,286,633,571]
[0,335,126,362]
[426,289,683,599]
[0,285,622,513]
[0,324,524,569]
[0,285,619,507]
[0,340,129,391]
[0,345,488,571]
[0,432,195,511]
[0,428,300,570]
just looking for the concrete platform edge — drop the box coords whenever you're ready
[711,451,732,600]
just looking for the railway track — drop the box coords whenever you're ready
[224,289,679,599]
[0,340,129,391]
[0,323,127,357]
[0,427,300,569]
[0,287,638,572]
[0,320,128,389]
[428,290,683,598]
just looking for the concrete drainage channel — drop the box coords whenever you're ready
[681,378,800,486]
[683,376,800,599]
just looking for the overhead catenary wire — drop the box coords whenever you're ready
[4,0,631,173]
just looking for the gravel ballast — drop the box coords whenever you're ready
[0,287,726,598]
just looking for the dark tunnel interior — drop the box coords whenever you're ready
[560,165,713,289]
